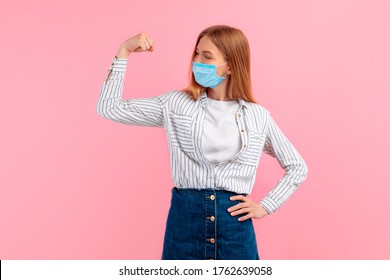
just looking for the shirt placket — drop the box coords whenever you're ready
[235,106,248,156]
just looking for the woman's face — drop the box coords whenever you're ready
[194,35,231,77]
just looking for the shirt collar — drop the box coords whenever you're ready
[199,91,249,110]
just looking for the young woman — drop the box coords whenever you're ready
[97,25,308,260]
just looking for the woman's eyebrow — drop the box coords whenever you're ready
[196,49,215,56]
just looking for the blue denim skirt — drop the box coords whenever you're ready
[161,187,260,260]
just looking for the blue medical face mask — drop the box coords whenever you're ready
[192,61,229,88]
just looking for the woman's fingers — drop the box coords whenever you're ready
[227,202,249,213]
[145,36,155,48]
[228,195,249,213]
[139,33,154,51]
[135,37,149,51]
[230,207,251,216]
[143,38,151,50]
[237,213,253,222]
[230,195,247,202]
[227,195,268,221]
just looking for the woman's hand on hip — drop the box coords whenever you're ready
[228,195,269,221]
[116,32,155,58]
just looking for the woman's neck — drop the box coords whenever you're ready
[206,79,233,101]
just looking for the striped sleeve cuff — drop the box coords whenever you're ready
[109,56,128,72]
[259,196,279,214]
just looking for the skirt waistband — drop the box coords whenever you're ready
[173,186,247,196]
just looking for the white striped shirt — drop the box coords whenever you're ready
[96,56,309,214]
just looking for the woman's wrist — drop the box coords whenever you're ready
[116,48,131,58]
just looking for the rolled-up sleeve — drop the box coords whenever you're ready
[96,56,166,127]
[259,113,309,214]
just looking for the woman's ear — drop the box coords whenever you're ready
[226,64,232,75]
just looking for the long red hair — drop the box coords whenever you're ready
[183,25,258,104]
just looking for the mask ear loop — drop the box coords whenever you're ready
[217,62,229,67]
[216,61,229,78]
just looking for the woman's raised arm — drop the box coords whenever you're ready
[96,33,168,127]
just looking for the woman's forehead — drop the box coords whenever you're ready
[197,36,221,55]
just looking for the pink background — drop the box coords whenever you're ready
[1,0,389,259]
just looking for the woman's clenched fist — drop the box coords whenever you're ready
[116,32,155,58]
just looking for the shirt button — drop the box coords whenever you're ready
[210,216,215,221]
[209,238,216,243]
[227,160,232,163]
[237,114,241,118]
[210,195,215,200]
[241,129,245,132]
[243,144,247,148]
